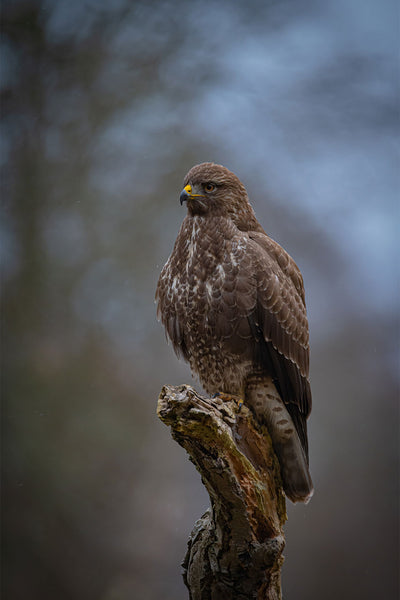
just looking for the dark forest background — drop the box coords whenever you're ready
[1,1,399,599]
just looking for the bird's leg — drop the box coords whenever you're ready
[213,392,243,410]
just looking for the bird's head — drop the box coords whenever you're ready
[180,162,260,231]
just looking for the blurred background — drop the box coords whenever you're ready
[1,0,399,598]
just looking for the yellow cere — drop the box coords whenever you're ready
[184,183,204,198]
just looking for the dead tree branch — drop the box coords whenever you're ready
[157,384,287,600]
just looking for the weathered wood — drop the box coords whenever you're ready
[157,384,287,600]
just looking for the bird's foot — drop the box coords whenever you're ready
[213,392,243,411]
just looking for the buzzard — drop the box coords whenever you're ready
[156,163,313,503]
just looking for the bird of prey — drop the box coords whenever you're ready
[156,162,313,503]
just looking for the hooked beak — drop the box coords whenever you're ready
[180,184,191,205]
[179,184,205,206]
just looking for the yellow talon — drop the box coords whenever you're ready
[213,392,243,410]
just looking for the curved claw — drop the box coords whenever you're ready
[212,392,243,410]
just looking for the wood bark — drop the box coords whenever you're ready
[157,384,287,600]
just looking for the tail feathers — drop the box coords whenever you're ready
[274,437,314,504]
[246,375,314,504]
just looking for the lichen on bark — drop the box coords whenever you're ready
[157,384,287,600]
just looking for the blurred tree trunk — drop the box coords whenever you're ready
[158,385,287,600]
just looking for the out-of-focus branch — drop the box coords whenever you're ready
[157,384,287,600]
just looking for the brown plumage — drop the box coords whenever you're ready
[156,163,313,503]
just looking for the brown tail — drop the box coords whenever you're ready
[246,375,314,504]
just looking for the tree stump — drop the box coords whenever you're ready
[157,384,287,600]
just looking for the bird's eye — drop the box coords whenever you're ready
[204,183,216,193]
